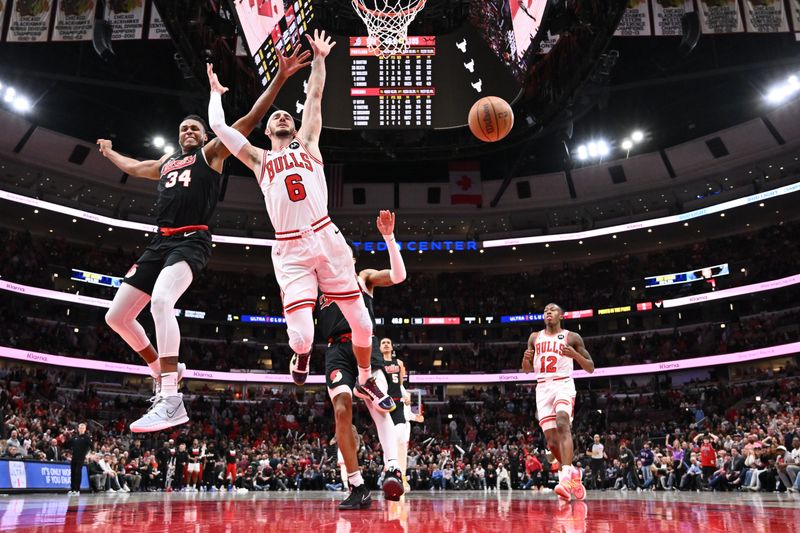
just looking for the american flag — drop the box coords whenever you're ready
[326,163,344,209]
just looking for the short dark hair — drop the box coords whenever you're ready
[182,114,209,134]
[346,238,359,261]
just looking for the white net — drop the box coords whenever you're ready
[351,0,427,58]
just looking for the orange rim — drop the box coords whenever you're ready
[353,0,426,18]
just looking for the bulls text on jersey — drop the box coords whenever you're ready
[263,150,314,183]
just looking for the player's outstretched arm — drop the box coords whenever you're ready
[564,332,595,373]
[297,29,335,162]
[206,64,262,175]
[361,211,407,291]
[96,139,167,180]
[205,48,311,164]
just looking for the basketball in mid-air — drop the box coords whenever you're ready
[468,96,514,142]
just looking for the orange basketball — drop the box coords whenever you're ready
[468,96,514,142]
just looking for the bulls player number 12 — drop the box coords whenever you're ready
[522,303,595,501]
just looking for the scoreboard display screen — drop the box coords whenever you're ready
[229,0,550,129]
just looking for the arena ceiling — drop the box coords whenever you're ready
[0,1,796,176]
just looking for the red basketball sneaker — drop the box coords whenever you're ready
[554,468,572,501]
[570,467,586,501]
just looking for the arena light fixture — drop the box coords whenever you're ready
[3,87,15,103]
[576,145,588,161]
[163,144,175,154]
[765,75,800,105]
[152,136,166,148]
[11,96,31,113]
[596,139,610,157]
[631,130,644,143]
[621,139,633,151]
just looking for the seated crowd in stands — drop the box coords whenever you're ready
[0,361,797,494]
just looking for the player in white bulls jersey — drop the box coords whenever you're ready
[206,30,392,413]
[522,303,595,501]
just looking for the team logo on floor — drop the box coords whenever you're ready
[330,370,342,384]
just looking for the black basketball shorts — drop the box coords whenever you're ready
[122,230,212,295]
[325,341,358,398]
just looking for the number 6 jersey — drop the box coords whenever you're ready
[534,329,573,380]
[257,137,327,235]
[156,147,221,228]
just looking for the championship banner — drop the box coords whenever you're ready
[698,0,744,34]
[652,0,694,36]
[6,0,56,42]
[52,0,96,41]
[743,0,790,33]
[104,0,144,40]
[146,1,170,40]
[615,0,653,36]
[790,0,800,31]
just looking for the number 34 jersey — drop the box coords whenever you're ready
[533,329,574,380]
[156,147,221,228]
[258,137,327,234]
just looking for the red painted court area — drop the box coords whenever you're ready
[2,492,798,533]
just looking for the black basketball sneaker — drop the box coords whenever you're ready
[339,484,372,510]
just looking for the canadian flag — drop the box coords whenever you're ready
[449,161,482,205]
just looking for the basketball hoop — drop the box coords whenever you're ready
[351,0,427,58]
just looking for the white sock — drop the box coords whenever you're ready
[347,471,364,488]
[161,372,178,395]
[358,365,372,384]
[367,409,398,469]
[147,360,160,378]
[559,465,572,482]
[385,458,399,472]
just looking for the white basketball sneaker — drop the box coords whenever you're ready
[130,393,189,433]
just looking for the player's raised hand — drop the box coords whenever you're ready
[206,63,229,95]
[376,210,395,235]
[96,139,113,157]
[305,29,336,59]
[277,46,312,78]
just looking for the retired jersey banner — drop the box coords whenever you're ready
[7,0,55,42]
[615,0,653,36]
[651,0,694,36]
[146,1,169,40]
[105,0,144,40]
[698,0,744,34]
[743,0,790,33]
[52,0,96,41]
[790,0,800,31]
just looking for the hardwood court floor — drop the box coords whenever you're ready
[1,489,798,532]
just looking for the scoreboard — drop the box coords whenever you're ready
[350,36,434,127]
[231,0,529,129]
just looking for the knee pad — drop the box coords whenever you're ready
[287,322,314,355]
[342,301,373,347]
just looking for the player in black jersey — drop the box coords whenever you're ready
[377,337,413,492]
[319,210,407,509]
[97,48,312,433]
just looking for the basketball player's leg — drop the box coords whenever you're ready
[396,421,411,492]
[274,245,318,385]
[130,260,193,432]
[105,281,158,372]
[364,370,403,499]
[326,348,371,509]
[316,229,386,396]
